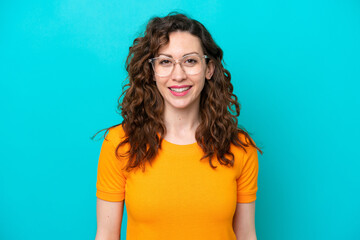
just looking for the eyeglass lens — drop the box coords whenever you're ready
[152,55,204,76]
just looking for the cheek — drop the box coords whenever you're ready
[198,77,206,89]
[155,79,167,96]
[200,81,206,92]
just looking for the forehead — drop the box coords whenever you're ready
[157,31,203,57]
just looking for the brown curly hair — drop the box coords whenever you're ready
[92,12,262,172]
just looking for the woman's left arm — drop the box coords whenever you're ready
[233,201,257,240]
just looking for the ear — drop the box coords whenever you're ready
[205,60,215,80]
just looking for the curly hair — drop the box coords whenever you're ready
[92,12,262,172]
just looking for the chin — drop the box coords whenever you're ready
[169,103,190,109]
[169,99,199,110]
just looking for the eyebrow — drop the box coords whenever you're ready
[157,52,200,57]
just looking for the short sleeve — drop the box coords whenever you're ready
[237,145,259,203]
[96,130,127,202]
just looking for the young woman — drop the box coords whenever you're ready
[94,12,262,240]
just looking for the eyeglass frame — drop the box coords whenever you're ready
[148,53,209,77]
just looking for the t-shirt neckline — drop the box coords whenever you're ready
[161,138,199,151]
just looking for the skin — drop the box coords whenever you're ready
[233,202,257,239]
[95,31,256,240]
[154,31,214,145]
[95,199,123,240]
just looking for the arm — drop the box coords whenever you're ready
[95,198,124,240]
[233,201,257,240]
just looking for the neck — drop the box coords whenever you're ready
[162,103,201,144]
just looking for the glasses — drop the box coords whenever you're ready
[148,53,208,77]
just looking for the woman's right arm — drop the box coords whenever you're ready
[95,198,124,240]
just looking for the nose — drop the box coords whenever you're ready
[171,62,186,82]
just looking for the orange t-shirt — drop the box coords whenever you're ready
[96,125,259,240]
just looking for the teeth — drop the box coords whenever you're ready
[169,87,191,93]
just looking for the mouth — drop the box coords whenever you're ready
[168,86,192,93]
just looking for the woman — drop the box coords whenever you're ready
[94,12,262,240]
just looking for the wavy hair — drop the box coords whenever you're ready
[92,12,262,172]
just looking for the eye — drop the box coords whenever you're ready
[184,58,198,65]
[159,59,172,66]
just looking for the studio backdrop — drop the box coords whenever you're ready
[1,0,359,239]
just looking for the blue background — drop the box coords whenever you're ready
[1,0,359,239]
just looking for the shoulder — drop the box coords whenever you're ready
[105,124,127,145]
[231,132,259,179]
[230,132,259,168]
[231,131,258,156]
[102,124,130,165]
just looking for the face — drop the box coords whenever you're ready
[153,31,214,112]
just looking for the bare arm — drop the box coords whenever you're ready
[95,198,124,240]
[233,201,257,240]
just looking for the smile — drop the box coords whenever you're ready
[168,86,191,93]
[168,86,192,96]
